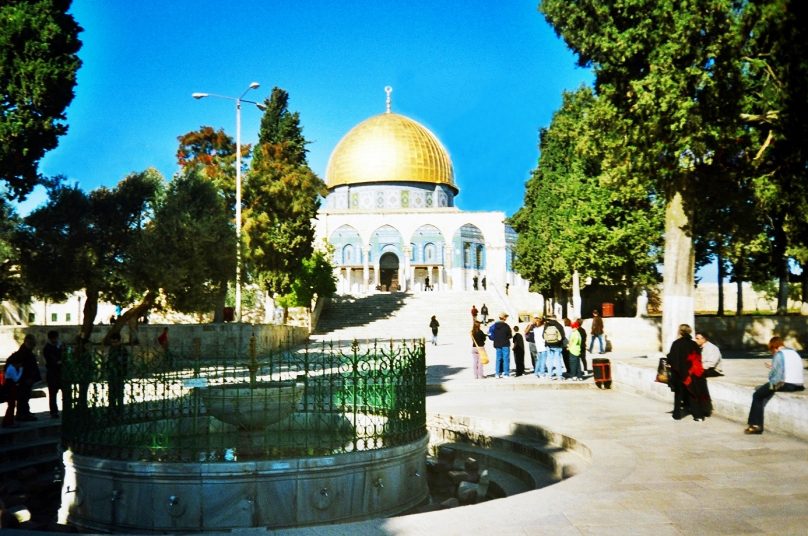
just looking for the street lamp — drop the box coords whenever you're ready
[193,82,266,323]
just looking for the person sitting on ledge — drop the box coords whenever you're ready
[745,336,805,435]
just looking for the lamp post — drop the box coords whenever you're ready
[192,83,266,323]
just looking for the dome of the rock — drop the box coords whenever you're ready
[325,111,456,193]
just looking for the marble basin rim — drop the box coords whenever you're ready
[196,380,305,430]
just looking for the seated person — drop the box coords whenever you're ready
[695,331,723,377]
[745,336,805,434]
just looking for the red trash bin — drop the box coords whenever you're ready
[601,302,614,317]
[592,358,612,389]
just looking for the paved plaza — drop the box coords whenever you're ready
[5,319,808,535]
[272,322,808,535]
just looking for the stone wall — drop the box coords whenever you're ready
[0,323,309,360]
[584,315,808,352]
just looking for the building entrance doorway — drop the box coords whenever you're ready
[379,252,399,291]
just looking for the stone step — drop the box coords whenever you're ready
[315,290,508,340]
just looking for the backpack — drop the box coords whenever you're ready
[543,324,562,344]
[487,323,496,341]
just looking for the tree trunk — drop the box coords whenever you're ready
[102,291,156,346]
[777,268,790,314]
[662,190,695,352]
[736,279,744,315]
[716,251,725,316]
[801,264,808,303]
[772,215,789,314]
[212,280,227,323]
[801,265,808,315]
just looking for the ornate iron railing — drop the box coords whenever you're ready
[60,337,426,462]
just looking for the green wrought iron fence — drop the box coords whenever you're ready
[60,337,426,462]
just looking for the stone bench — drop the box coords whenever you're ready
[612,357,808,440]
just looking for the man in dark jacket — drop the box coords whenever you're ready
[9,334,40,421]
[488,312,512,378]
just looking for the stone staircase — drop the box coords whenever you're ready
[0,415,63,529]
[312,290,509,342]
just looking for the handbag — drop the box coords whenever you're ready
[656,357,670,384]
[473,337,489,365]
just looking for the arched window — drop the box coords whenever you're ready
[476,245,484,269]
[410,243,416,262]
[425,243,436,263]
[343,244,353,264]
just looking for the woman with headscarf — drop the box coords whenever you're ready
[667,324,711,421]
[470,320,488,379]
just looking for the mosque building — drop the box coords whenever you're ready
[314,87,529,295]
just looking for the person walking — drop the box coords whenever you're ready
[667,324,710,421]
[480,303,489,324]
[745,336,805,434]
[695,331,723,377]
[12,334,40,421]
[472,275,479,290]
[589,310,605,354]
[429,315,440,346]
[43,330,63,418]
[424,275,431,291]
[470,304,478,319]
[470,320,488,379]
[488,312,512,378]
[542,315,566,380]
[482,276,487,290]
[513,325,526,376]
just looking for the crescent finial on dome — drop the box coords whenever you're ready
[385,86,392,113]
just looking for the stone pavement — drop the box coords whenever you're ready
[261,330,808,534]
[5,326,808,535]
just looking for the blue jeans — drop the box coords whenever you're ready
[546,347,564,378]
[534,350,547,376]
[495,346,511,377]
[568,353,581,379]
[589,334,605,353]
[748,383,805,427]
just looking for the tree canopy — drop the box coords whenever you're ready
[17,171,162,339]
[511,86,663,304]
[243,87,327,296]
[529,0,808,327]
[0,0,82,200]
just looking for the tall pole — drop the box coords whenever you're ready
[192,83,263,324]
[235,99,243,323]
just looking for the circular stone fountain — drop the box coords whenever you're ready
[58,337,431,532]
[196,380,304,430]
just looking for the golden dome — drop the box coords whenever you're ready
[325,112,456,192]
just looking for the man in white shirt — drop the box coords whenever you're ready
[695,331,723,377]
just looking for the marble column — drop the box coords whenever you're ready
[363,245,370,293]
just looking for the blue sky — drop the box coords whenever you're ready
[19,0,593,218]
